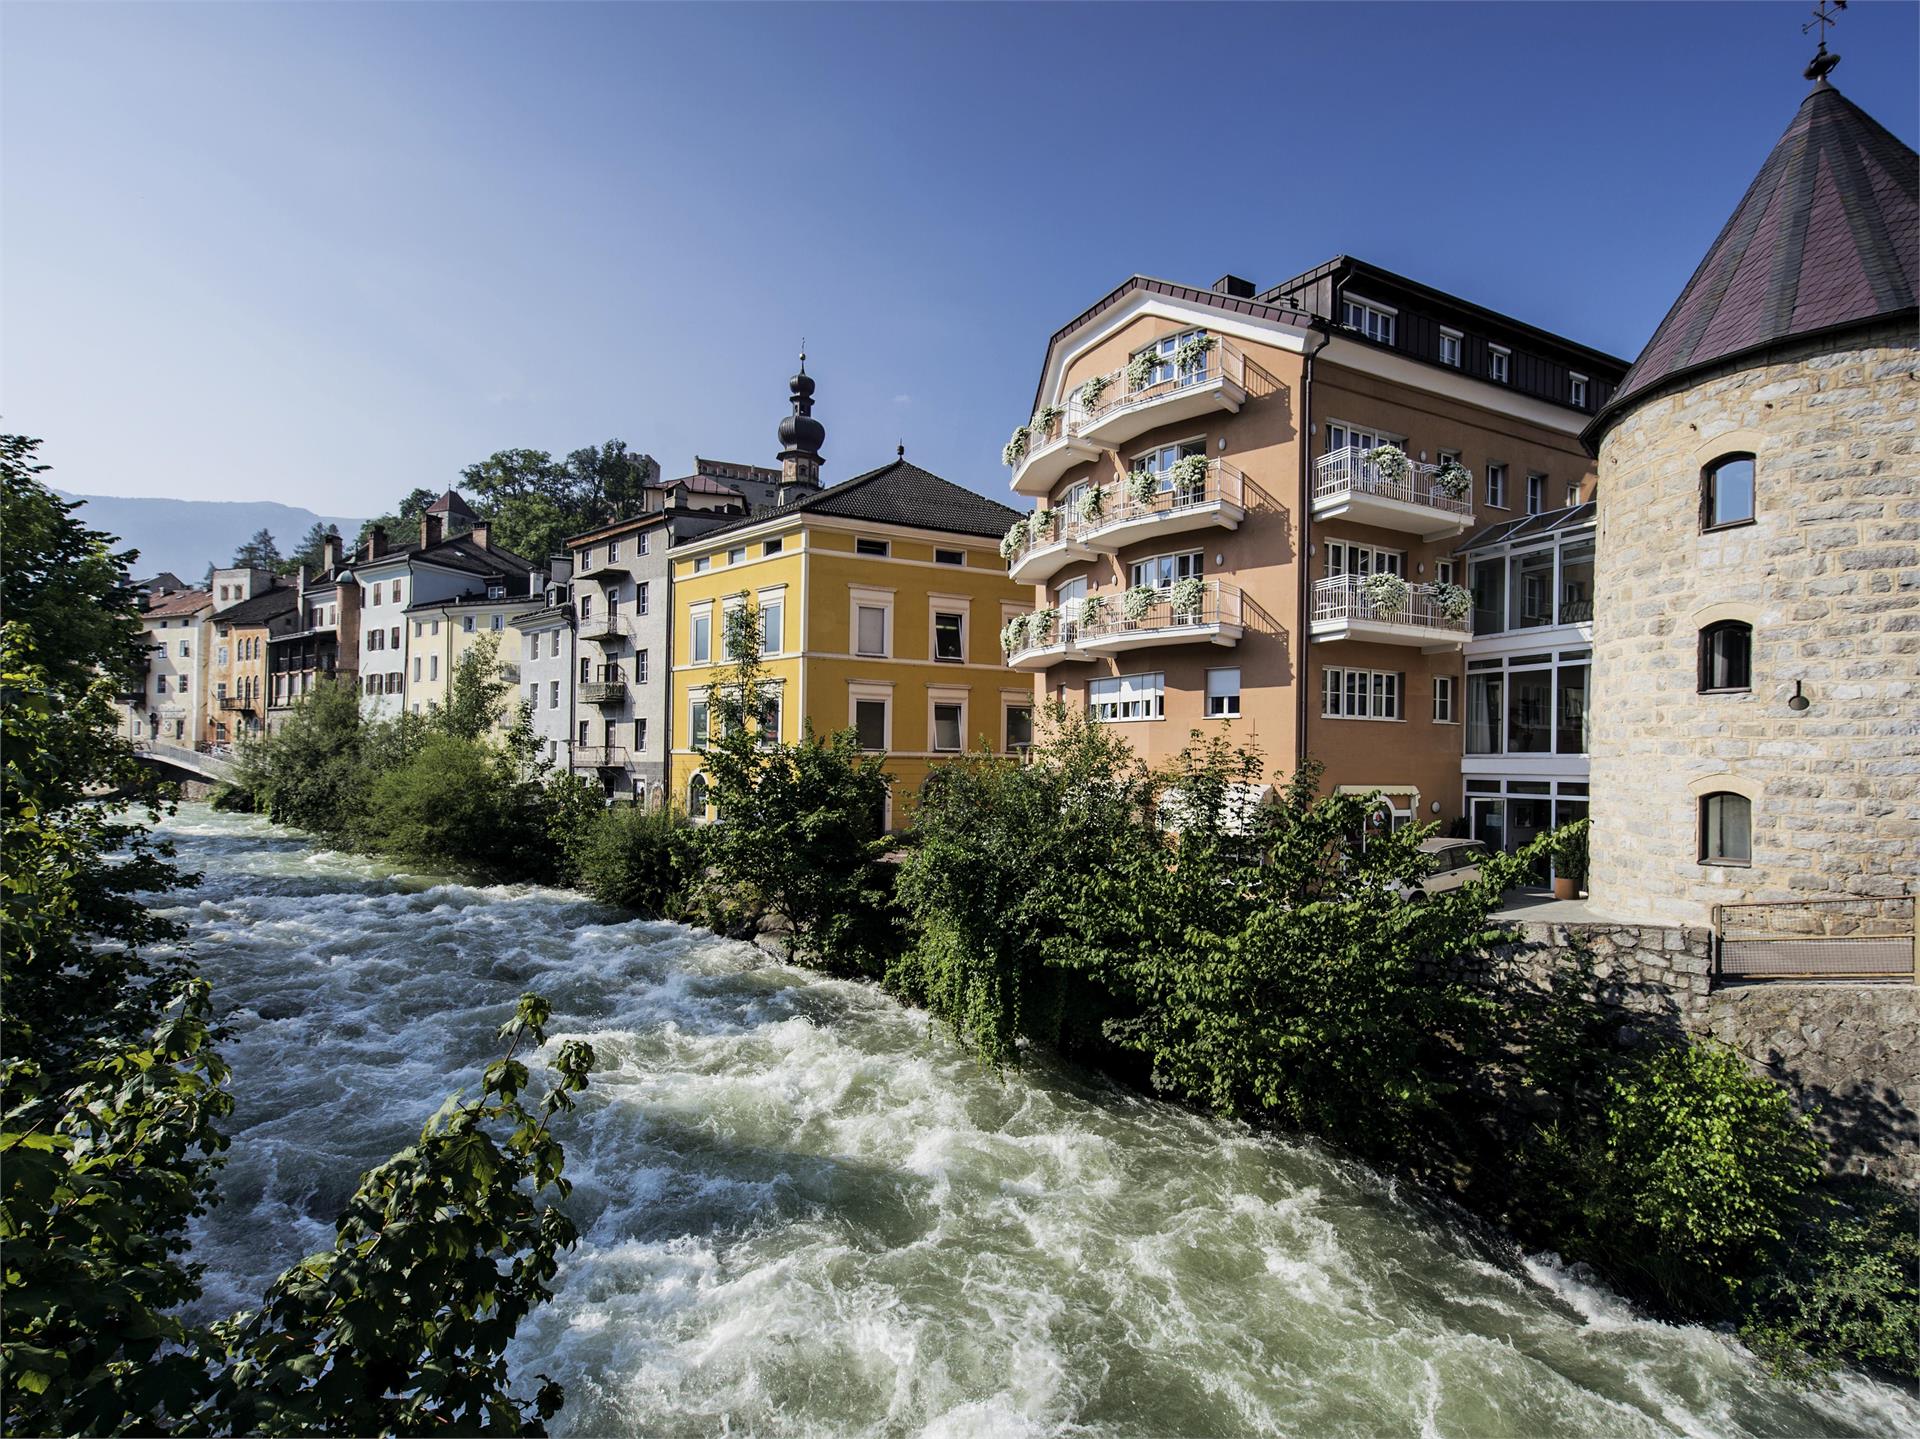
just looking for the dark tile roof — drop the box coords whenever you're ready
[426,488,477,519]
[1593,82,1917,438]
[214,586,298,627]
[144,589,212,617]
[677,458,1022,544]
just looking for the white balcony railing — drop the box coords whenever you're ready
[1081,579,1244,652]
[1310,575,1472,641]
[1311,447,1473,537]
[1084,460,1247,546]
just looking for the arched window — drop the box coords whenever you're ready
[1699,791,1752,865]
[1698,620,1753,692]
[687,773,708,819]
[1702,453,1755,530]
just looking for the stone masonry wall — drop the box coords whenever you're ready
[1588,326,1918,927]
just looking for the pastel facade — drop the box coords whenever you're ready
[510,562,577,768]
[209,580,297,742]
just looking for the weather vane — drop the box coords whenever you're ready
[1803,0,1845,82]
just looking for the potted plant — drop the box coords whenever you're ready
[1365,443,1411,485]
[1170,575,1205,620]
[1001,614,1028,653]
[1123,585,1157,621]
[1032,507,1056,540]
[1432,459,1473,499]
[999,517,1028,560]
[1126,349,1159,391]
[1552,817,1590,900]
[1077,486,1104,523]
[1360,570,1410,616]
[1169,453,1210,499]
[1077,373,1110,410]
[1126,468,1159,506]
[1080,594,1107,629]
[1031,404,1063,441]
[1002,425,1030,468]
[1028,607,1056,643]
[1432,580,1473,623]
[1173,332,1216,373]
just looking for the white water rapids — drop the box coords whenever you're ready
[163,807,1917,1437]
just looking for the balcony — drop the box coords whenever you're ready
[577,558,635,580]
[1078,339,1248,452]
[1310,575,1470,651]
[581,679,628,705]
[1006,512,1095,586]
[1005,620,1089,672]
[571,746,630,769]
[1009,412,1102,498]
[1311,447,1474,539]
[1081,580,1245,655]
[1084,461,1247,552]
[578,616,632,644]
[218,695,252,713]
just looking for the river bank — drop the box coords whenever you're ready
[166,805,1920,1437]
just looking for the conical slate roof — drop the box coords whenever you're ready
[1594,80,1916,436]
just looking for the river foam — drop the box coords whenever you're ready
[163,807,1918,1437]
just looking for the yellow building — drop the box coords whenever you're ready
[670,454,1032,828]
[404,591,546,726]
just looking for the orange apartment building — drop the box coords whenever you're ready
[1001,259,1627,832]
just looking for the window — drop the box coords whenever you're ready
[1435,559,1457,586]
[486,584,505,600]
[429,654,438,681]
[1321,667,1403,720]
[1323,541,1403,579]
[156,674,168,694]
[636,648,649,684]
[577,719,589,745]
[637,582,650,615]
[728,547,746,566]
[1342,297,1396,345]
[1324,421,1400,459]
[1699,621,1753,692]
[636,718,648,752]
[390,627,400,649]
[1700,792,1752,865]
[759,594,783,655]
[1438,328,1462,368]
[1560,540,1595,623]
[1566,481,1582,508]
[1486,463,1508,509]
[933,611,964,662]
[490,614,504,632]
[856,604,888,656]
[1525,473,1546,515]
[932,702,963,752]
[578,658,590,684]
[580,593,593,619]
[529,633,540,660]
[1434,675,1458,724]
[1130,550,1205,590]
[1570,372,1589,408]
[690,699,710,750]
[763,537,783,556]
[464,616,476,633]
[1703,454,1756,530]
[856,538,890,557]
[688,773,708,817]
[179,640,190,657]
[854,699,888,751]
[393,581,404,604]
[1556,663,1589,753]
[690,607,712,664]
[412,657,421,682]
[1089,672,1165,722]
[638,532,650,555]
[1506,665,1552,752]
[1205,667,1241,718]
[935,548,964,566]
[1488,345,1511,383]
[1132,439,1207,491]
[1005,704,1033,752]
[1509,548,1555,628]
[607,540,620,564]
[550,680,560,709]
[693,555,710,573]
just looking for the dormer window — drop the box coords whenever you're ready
[487,583,505,600]
[1341,297,1396,346]
[1570,372,1589,408]
[1438,328,1462,368]
[1488,346,1511,384]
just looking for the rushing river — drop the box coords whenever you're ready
[162,806,1916,1438]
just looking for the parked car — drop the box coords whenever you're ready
[1394,837,1493,902]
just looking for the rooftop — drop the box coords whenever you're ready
[678,456,1022,546]
[214,585,298,627]
[144,589,213,618]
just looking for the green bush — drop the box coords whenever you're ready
[577,804,703,917]
[208,780,256,813]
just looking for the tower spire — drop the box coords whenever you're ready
[1802,0,1845,84]
[776,347,826,493]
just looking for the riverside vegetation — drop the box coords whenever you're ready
[5,422,1910,1432]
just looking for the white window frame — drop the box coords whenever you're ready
[931,604,967,663]
[1433,674,1458,725]
[1002,696,1034,753]
[1205,667,1241,718]
[855,537,890,558]
[637,581,650,615]
[1341,295,1397,346]
[1566,481,1583,509]
[851,585,894,658]
[689,603,713,665]
[1321,666,1404,721]
[1325,420,1405,457]
[1438,327,1463,368]
[757,587,785,657]
[1089,671,1165,723]
[1127,549,1205,592]
[848,681,893,753]
[928,688,968,753]
[692,555,710,573]
[1569,372,1589,408]
[1486,463,1508,510]
[636,648,649,684]
[1323,540,1405,579]
[1488,345,1511,384]
[728,546,747,566]
[689,695,710,751]
[1526,473,1546,515]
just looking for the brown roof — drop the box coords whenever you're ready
[679,457,1021,545]
[144,589,212,618]
[1592,80,1917,440]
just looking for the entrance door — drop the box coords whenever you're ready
[1470,798,1505,851]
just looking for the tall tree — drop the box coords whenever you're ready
[231,527,282,570]
[289,520,341,574]
[566,439,658,530]
[356,487,435,548]
[460,449,574,560]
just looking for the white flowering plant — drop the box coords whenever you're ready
[1365,444,1411,485]
[1001,615,1028,653]
[1077,373,1110,410]
[1432,460,1473,499]
[1126,469,1159,506]
[999,517,1028,560]
[1077,486,1104,523]
[1361,571,1411,615]
[1126,349,1159,391]
[1173,333,1216,372]
[1030,405,1063,440]
[1433,581,1473,622]
[1169,453,1210,496]
[1002,426,1030,468]
[1170,575,1206,619]
[1123,585,1157,621]
[1028,607,1056,643]
[1080,594,1107,629]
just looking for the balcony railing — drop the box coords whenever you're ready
[1311,447,1473,538]
[578,615,632,643]
[1005,619,1087,671]
[571,746,629,769]
[1310,575,1471,645]
[581,680,628,705]
[217,695,252,712]
[1084,461,1248,548]
[1080,579,1244,653]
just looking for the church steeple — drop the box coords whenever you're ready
[776,348,826,492]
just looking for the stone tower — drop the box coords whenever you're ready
[776,352,826,500]
[1583,72,1917,925]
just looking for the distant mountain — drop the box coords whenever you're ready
[54,491,364,580]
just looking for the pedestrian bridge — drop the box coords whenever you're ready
[135,742,237,786]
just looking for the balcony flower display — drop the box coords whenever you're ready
[1126,468,1159,506]
[1432,459,1473,499]
[1077,373,1110,410]
[999,517,1028,560]
[1170,575,1205,620]
[1173,333,1216,372]
[1077,486,1104,523]
[1432,581,1473,622]
[1030,404,1063,440]
[1080,594,1107,629]
[1002,425,1030,468]
[1365,444,1411,485]
[1001,615,1028,653]
[1169,453,1210,497]
[1361,571,1411,616]
[1028,607,1057,643]
[1126,349,1159,391]
[1123,585,1157,621]
[1032,507,1056,540]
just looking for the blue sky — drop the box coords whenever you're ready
[5,1,1915,517]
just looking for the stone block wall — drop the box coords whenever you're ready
[1588,325,1918,927]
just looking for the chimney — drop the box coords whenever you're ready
[469,522,490,550]
[364,524,387,561]
[420,512,445,548]
[296,563,308,608]
[1212,274,1257,300]
[322,534,342,573]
